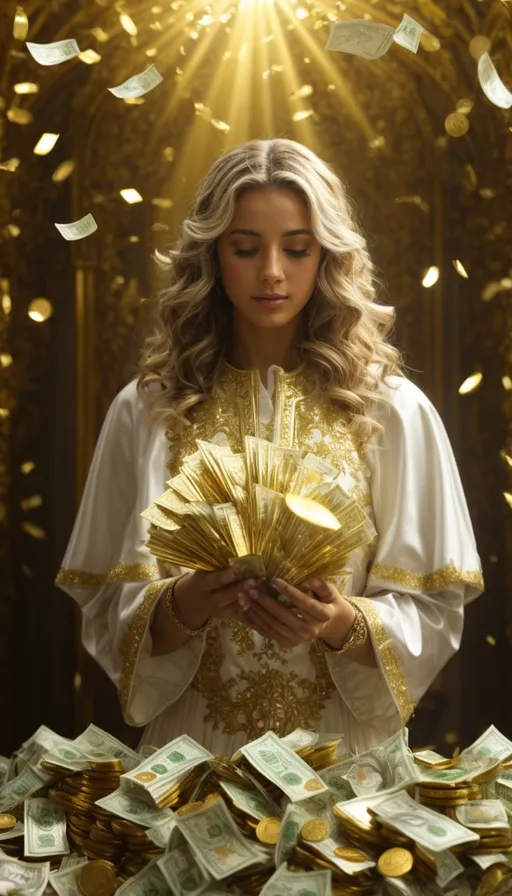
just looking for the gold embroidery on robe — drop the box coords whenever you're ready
[191,623,336,738]
[119,580,167,712]
[55,562,160,590]
[370,562,484,593]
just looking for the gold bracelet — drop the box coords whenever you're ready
[321,604,368,655]
[164,575,211,636]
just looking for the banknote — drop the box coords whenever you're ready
[158,842,211,896]
[0,766,48,813]
[57,854,88,872]
[54,214,98,242]
[108,65,163,99]
[275,803,309,867]
[468,852,512,870]
[280,728,319,751]
[431,849,465,888]
[24,798,69,857]
[0,759,7,789]
[121,735,213,805]
[115,858,169,895]
[95,787,174,828]
[393,13,422,54]
[0,857,49,896]
[0,822,23,841]
[455,799,510,831]
[320,729,418,798]
[49,864,83,896]
[461,724,512,762]
[219,780,275,820]
[26,39,80,65]
[145,814,177,848]
[175,798,267,880]
[260,861,331,896]
[416,755,501,786]
[375,791,480,852]
[240,731,327,802]
[326,20,395,59]
[477,53,512,110]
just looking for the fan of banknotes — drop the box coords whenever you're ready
[141,436,376,588]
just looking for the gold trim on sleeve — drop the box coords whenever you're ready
[55,562,161,590]
[348,596,415,724]
[369,562,484,593]
[118,580,167,713]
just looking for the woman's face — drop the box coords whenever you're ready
[216,187,322,331]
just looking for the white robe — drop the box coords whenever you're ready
[56,367,483,755]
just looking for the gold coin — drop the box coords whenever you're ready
[300,818,330,843]
[304,778,324,793]
[175,801,204,816]
[0,814,16,832]
[377,847,414,878]
[445,112,470,138]
[256,817,282,845]
[79,859,117,896]
[203,793,222,806]
[134,771,157,783]
[334,846,368,862]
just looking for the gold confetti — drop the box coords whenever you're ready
[22,565,33,577]
[468,35,491,61]
[28,298,53,322]
[459,372,482,394]
[464,164,477,187]
[120,188,143,203]
[33,133,59,156]
[52,160,75,183]
[420,32,441,52]
[444,731,459,745]
[90,27,109,42]
[13,5,29,40]
[21,521,46,539]
[504,492,512,508]
[123,96,145,105]
[291,84,313,99]
[13,82,39,94]
[129,235,139,243]
[502,377,512,391]
[211,118,230,132]
[452,259,469,278]
[0,354,13,367]
[79,49,101,64]
[120,11,138,36]
[452,746,461,758]
[395,196,430,213]
[369,135,385,149]
[296,7,309,18]
[20,495,43,511]
[146,48,158,57]
[445,111,469,137]
[21,461,35,474]
[151,223,169,232]
[0,158,20,172]
[485,634,497,646]
[152,197,173,208]
[74,672,83,692]
[481,281,503,301]
[292,109,314,122]
[0,409,10,420]
[194,102,212,121]
[479,187,496,199]
[422,266,439,288]
[7,108,32,125]
[5,224,21,238]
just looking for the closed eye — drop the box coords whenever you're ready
[234,249,310,257]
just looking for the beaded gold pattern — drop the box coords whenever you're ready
[348,596,415,723]
[55,562,160,590]
[191,622,336,739]
[370,562,484,593]
[119,580,167,713]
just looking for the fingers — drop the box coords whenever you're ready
[244,604,297,646]
[303,577,336,604]
[203,566,246,593]
[246,591,314,639]
[262,580,332,624]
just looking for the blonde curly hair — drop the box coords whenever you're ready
[138,138,402,437]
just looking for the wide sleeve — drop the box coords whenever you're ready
[55,380,206,728]
[324,376,484,735]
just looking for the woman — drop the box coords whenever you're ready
[56,138,483,756]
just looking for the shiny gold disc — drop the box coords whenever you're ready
[377,847,414,878]
[256,817,282,844]
[300,818,330,843]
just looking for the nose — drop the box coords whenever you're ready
[259,245,285,287]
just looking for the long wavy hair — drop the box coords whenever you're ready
[138,138,402,437]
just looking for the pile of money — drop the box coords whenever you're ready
[141,436,375,589]
[1,723,512,894]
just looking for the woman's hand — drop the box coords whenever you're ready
[173,567,252,631]
[236,577,357,649]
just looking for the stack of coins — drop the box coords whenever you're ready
[297,739,343,771]
[78,858,118,896]
[416,779,483,810]
[0,812,22,859]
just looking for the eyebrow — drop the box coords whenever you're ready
[228,228,313,237]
